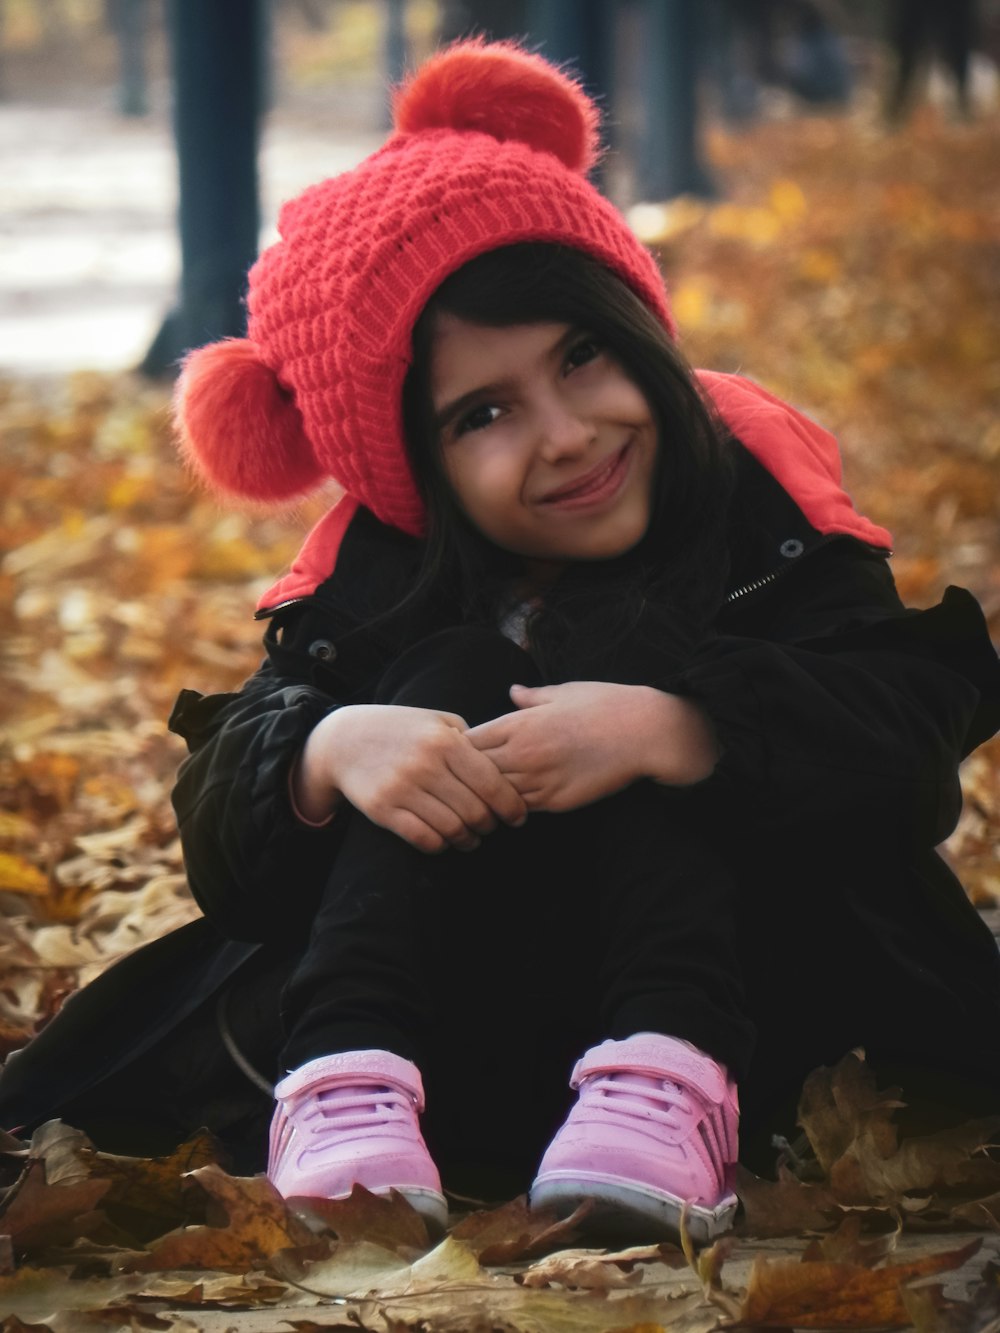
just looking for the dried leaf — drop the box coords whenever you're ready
[740,1237,982,1328]
[290,1184,429,1253]
[803,1213,900,1268]
[26,1124,223,1242]
[0,1159,112,1253]
[517,1247,645,1291]
[133,1165,314,1272]
[736,1163,855,1238]
[0,855,48,897]
[450,1194,598,1265]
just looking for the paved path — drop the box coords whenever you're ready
[1,95,383,376]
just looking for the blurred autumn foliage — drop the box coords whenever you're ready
[1,102,998,1064]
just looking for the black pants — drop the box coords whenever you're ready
[277,627,754,1189]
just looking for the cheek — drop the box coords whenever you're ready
[444,442,521,512]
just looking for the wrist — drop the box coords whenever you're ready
[290,711,345,825]
[640,688,721,786]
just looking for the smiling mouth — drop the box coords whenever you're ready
[539,443,632,508]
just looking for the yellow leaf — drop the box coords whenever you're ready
[708,204,782,247]
[672,280,711,329]
[0,812,39,844]
[770,178,807,223]
[799,249,842,284]
[0,852,49,896]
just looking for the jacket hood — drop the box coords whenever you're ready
[257,371,892,613]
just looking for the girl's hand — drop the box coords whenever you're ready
[292,704,528,853]
[467,682,720,812]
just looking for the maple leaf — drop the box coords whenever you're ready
[738,1236,982,1329]
[450,1193,599,1265]
[132,1165,315,1273]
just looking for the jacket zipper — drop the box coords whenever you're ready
[724,537,892,606]
[724,567,785,605]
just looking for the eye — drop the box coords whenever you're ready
[454,403,502,437]
[565,337,602,372]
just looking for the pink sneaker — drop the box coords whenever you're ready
[267,1050,447,1230]
[530,1035,738,1242]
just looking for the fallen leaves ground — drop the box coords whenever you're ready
[1,91,999,1331]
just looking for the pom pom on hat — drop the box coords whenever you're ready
[174,339,324,504]
[392,38,600,174]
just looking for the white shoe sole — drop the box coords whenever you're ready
[394,1186,449,1232]
[530,1171,737,1244]
[278,1180,448,1233]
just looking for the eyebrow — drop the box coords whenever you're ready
[432,326,582,435]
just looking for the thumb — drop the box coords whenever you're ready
[510,683,548,709]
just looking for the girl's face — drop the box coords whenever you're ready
[429,313,659,573]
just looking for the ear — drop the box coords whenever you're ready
[173,338,324,503]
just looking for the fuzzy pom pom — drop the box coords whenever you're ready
[173,339,324,504]
[392,38,600,174]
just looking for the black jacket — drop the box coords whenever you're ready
[168,445,1000,943]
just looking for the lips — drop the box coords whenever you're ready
[539,443,631,508]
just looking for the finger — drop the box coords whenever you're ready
[407,790,484,851]
[428,773,499,837]
[447,745,528,827]
[509,683,550,708]
[466,716,512,748]
[389,809,449,855]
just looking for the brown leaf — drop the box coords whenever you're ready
[517,1246,653,1291]
[0,1266,152,1323]
[794,1053,1000,1217]
[740,1237,982,1328]
[290,1183,430,1253]
[133,1164,314,1272]
[81,1131,223,1242]
[735,1163,853,1238]
[834,1117,1000,1206]
[948,1191,1000,1229]
[450,1194,597,1265]
[898,1282,970,1333]
[797,1052,905,1177]
[802,1213,900,1268]
[0,1159,111,1253]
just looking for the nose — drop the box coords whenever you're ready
[535,392,593,464]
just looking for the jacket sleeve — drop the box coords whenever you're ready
[165,577,382,945]
[168,660,346,942]
[665,545,1000,846]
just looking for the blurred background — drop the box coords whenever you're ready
[1,0,998,1048]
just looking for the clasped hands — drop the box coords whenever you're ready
[293,681,719,855]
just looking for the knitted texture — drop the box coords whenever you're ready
[175,39,674,536]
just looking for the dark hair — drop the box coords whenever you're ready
[401,244,736,681]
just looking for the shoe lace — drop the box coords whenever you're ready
[295,1082,416,1136]
[581,1071,700,1131]
[580,1071,731,1175]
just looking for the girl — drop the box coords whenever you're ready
[2,39,1000,1243]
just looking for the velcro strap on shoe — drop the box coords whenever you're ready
[570,1036,728,1104]
[275,1049,425,1109]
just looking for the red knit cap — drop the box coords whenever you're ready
[174,39,674,536]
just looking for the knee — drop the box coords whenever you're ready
[374,626,541,724]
